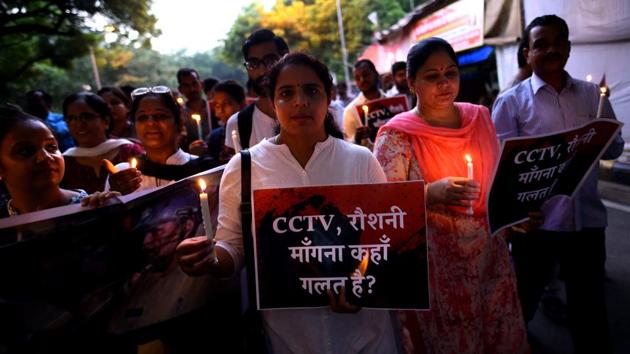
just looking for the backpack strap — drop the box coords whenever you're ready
[237,103,256,150]
[240,149,255,307]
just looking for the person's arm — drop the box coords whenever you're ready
[600,97,625,160]
[373,129,412,182]
[343,106,359,142]
[491,94,519,141]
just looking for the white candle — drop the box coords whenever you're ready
[231,129,241,151]
[198,179,217,261]
[596,86,607,118]
[191,113,203,140]
[361,105,369,126]
[465,154,473,216]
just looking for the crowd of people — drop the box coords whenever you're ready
[0,13,624,354]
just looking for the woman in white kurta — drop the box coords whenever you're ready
[176,53,398,354]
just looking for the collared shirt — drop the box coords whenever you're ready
[342,90,386,143]
[215,136,396,354]
[492,72,624,231]
[106,149,197,191]
[224,104,277,150]
[45,112,75,152]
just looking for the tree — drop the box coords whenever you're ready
[0,0,158,98]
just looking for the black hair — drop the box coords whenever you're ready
[241,29,289,60]
[25,90,53,106]
[97,86,131,108]
[129,92,182,126]
[354,59,378,74]
[523,14,569,49]
[213,80,246,105]
[407,37,459,79]
[62,92,113,135]
[203,77,219,93]
[0,105,44,144]
[267,52,343,139]
[391,61,407,75]
[119,85,136,100]
[176,68,201,84]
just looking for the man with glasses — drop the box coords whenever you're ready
[492,15,624,353]
[224,29,289,152]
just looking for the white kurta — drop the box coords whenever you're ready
[215,136,397,354]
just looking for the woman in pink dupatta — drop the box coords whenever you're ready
[374,38,528,354]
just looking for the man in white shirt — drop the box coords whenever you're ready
[342,59,386,147]
[224,29,289,151]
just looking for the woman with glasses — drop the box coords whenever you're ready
[60,92,143,194]
[106,86,218,194]
[97,86,136,140]
[175,53,398,353]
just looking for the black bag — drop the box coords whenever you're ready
[237,103,256,149]
[240,149,268,354]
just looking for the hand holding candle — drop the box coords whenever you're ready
[465,154,473,216]
[198,179,217,262]
[191,113,203,140]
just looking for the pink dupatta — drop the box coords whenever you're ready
[376,102,499,216]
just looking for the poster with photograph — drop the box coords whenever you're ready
[487,119,622,235]
[354,95,409,141]
[252,181,428,310]
[0,166,239,351]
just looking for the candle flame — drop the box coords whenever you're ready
[191,113,201,121]
[599,86,608,96]
[358,254,369,276]
[130,158,137,169]
[586,74,593,82]
[465,154,472,163]
[198,179,207,193]
[361,105,369,114]
[176,97,184,105]
[231,129,237,137]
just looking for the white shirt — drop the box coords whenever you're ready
[105,149,196,191]
[224,105,277,150]
[342,90,386,142]
[329,101,345,133]
[215,136,396,354]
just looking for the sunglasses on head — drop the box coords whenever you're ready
[244,54,280,70]
[131,86,172,100]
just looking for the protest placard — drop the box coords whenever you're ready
[354,95,409,141]
[252,181,428,310]
[487,119,623,235]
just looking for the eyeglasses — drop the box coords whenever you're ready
[64,112,101,123]
[244,54,280,70]
[130,86,172,100]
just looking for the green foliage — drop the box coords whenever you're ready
[0,0,159,98]
[220,0,409,83]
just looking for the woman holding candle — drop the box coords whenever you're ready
[60,92,144,193]
[373,38,529,353]
[0,107,120,218]
[175,53,397,353]
[106,87,218,194]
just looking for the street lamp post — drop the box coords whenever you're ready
[335,0,351,98]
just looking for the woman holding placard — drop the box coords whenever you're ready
[374,38,530,353]
[175,53,398,353]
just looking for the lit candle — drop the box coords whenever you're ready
[176,97,184,106]
[596,86,608,119]
[361,105,369,126]
[231,129,241,151]
[198,179,217,261]
[465,154,473,216]
[586,74,593,82]
[130,157,137,169]
[191,113,202,140]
